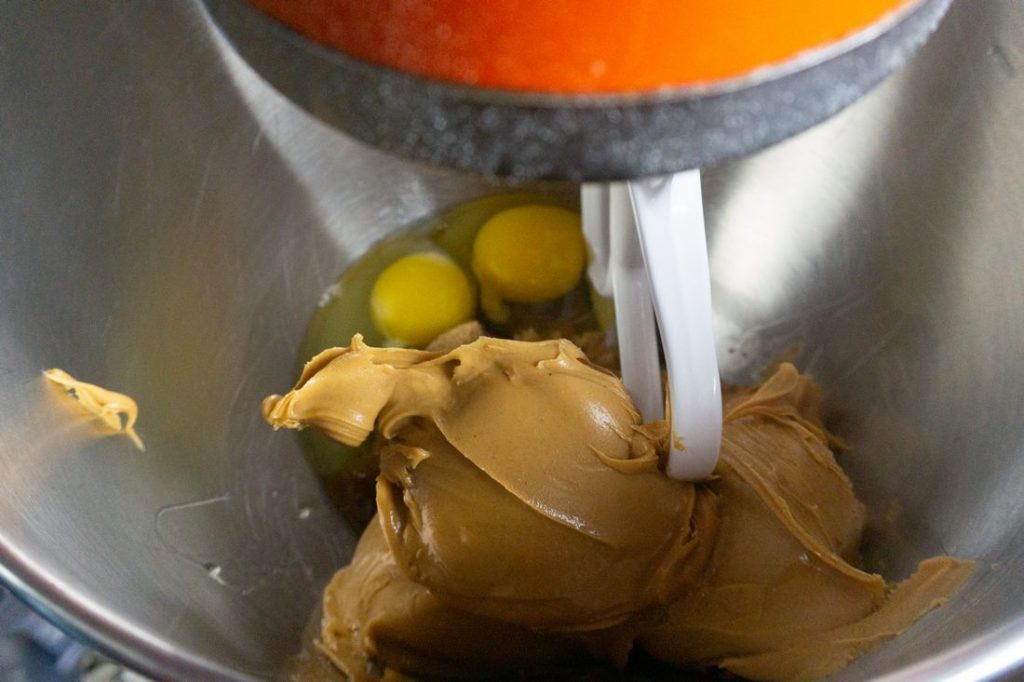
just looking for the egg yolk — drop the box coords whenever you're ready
[471,205,585,323]
[370,252,474,346]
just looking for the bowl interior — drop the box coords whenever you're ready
[0,1,1023,680]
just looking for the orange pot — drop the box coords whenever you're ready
[248,0,913,93]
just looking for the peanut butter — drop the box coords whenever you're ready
[44,368,144,450]
[264,336,972,681]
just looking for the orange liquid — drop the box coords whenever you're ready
[250,0,912,93]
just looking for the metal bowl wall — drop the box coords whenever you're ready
[0,1,1022,680]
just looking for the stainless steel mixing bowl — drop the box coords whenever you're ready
[1,1,1022,680]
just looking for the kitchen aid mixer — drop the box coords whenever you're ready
[203,0,954,179]
[2,0,1024,675]
[206,0,958,484]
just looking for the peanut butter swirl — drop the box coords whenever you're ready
[264,336,972,681]
[44,368,144,450]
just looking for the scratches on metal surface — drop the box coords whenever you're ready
[188,146,217,231]
[112,145,126,218]
[989,43,1018,79]
[156,494,231,519]
[250,129,264,155]
[834,321,903,386]
[154,492,275,596]
[722,281,886,373]
[279,243,295,310]
[153,474,334,597]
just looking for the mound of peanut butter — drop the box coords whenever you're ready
[263,336,972,681]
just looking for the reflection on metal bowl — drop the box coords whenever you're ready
[0,0,1023,680]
